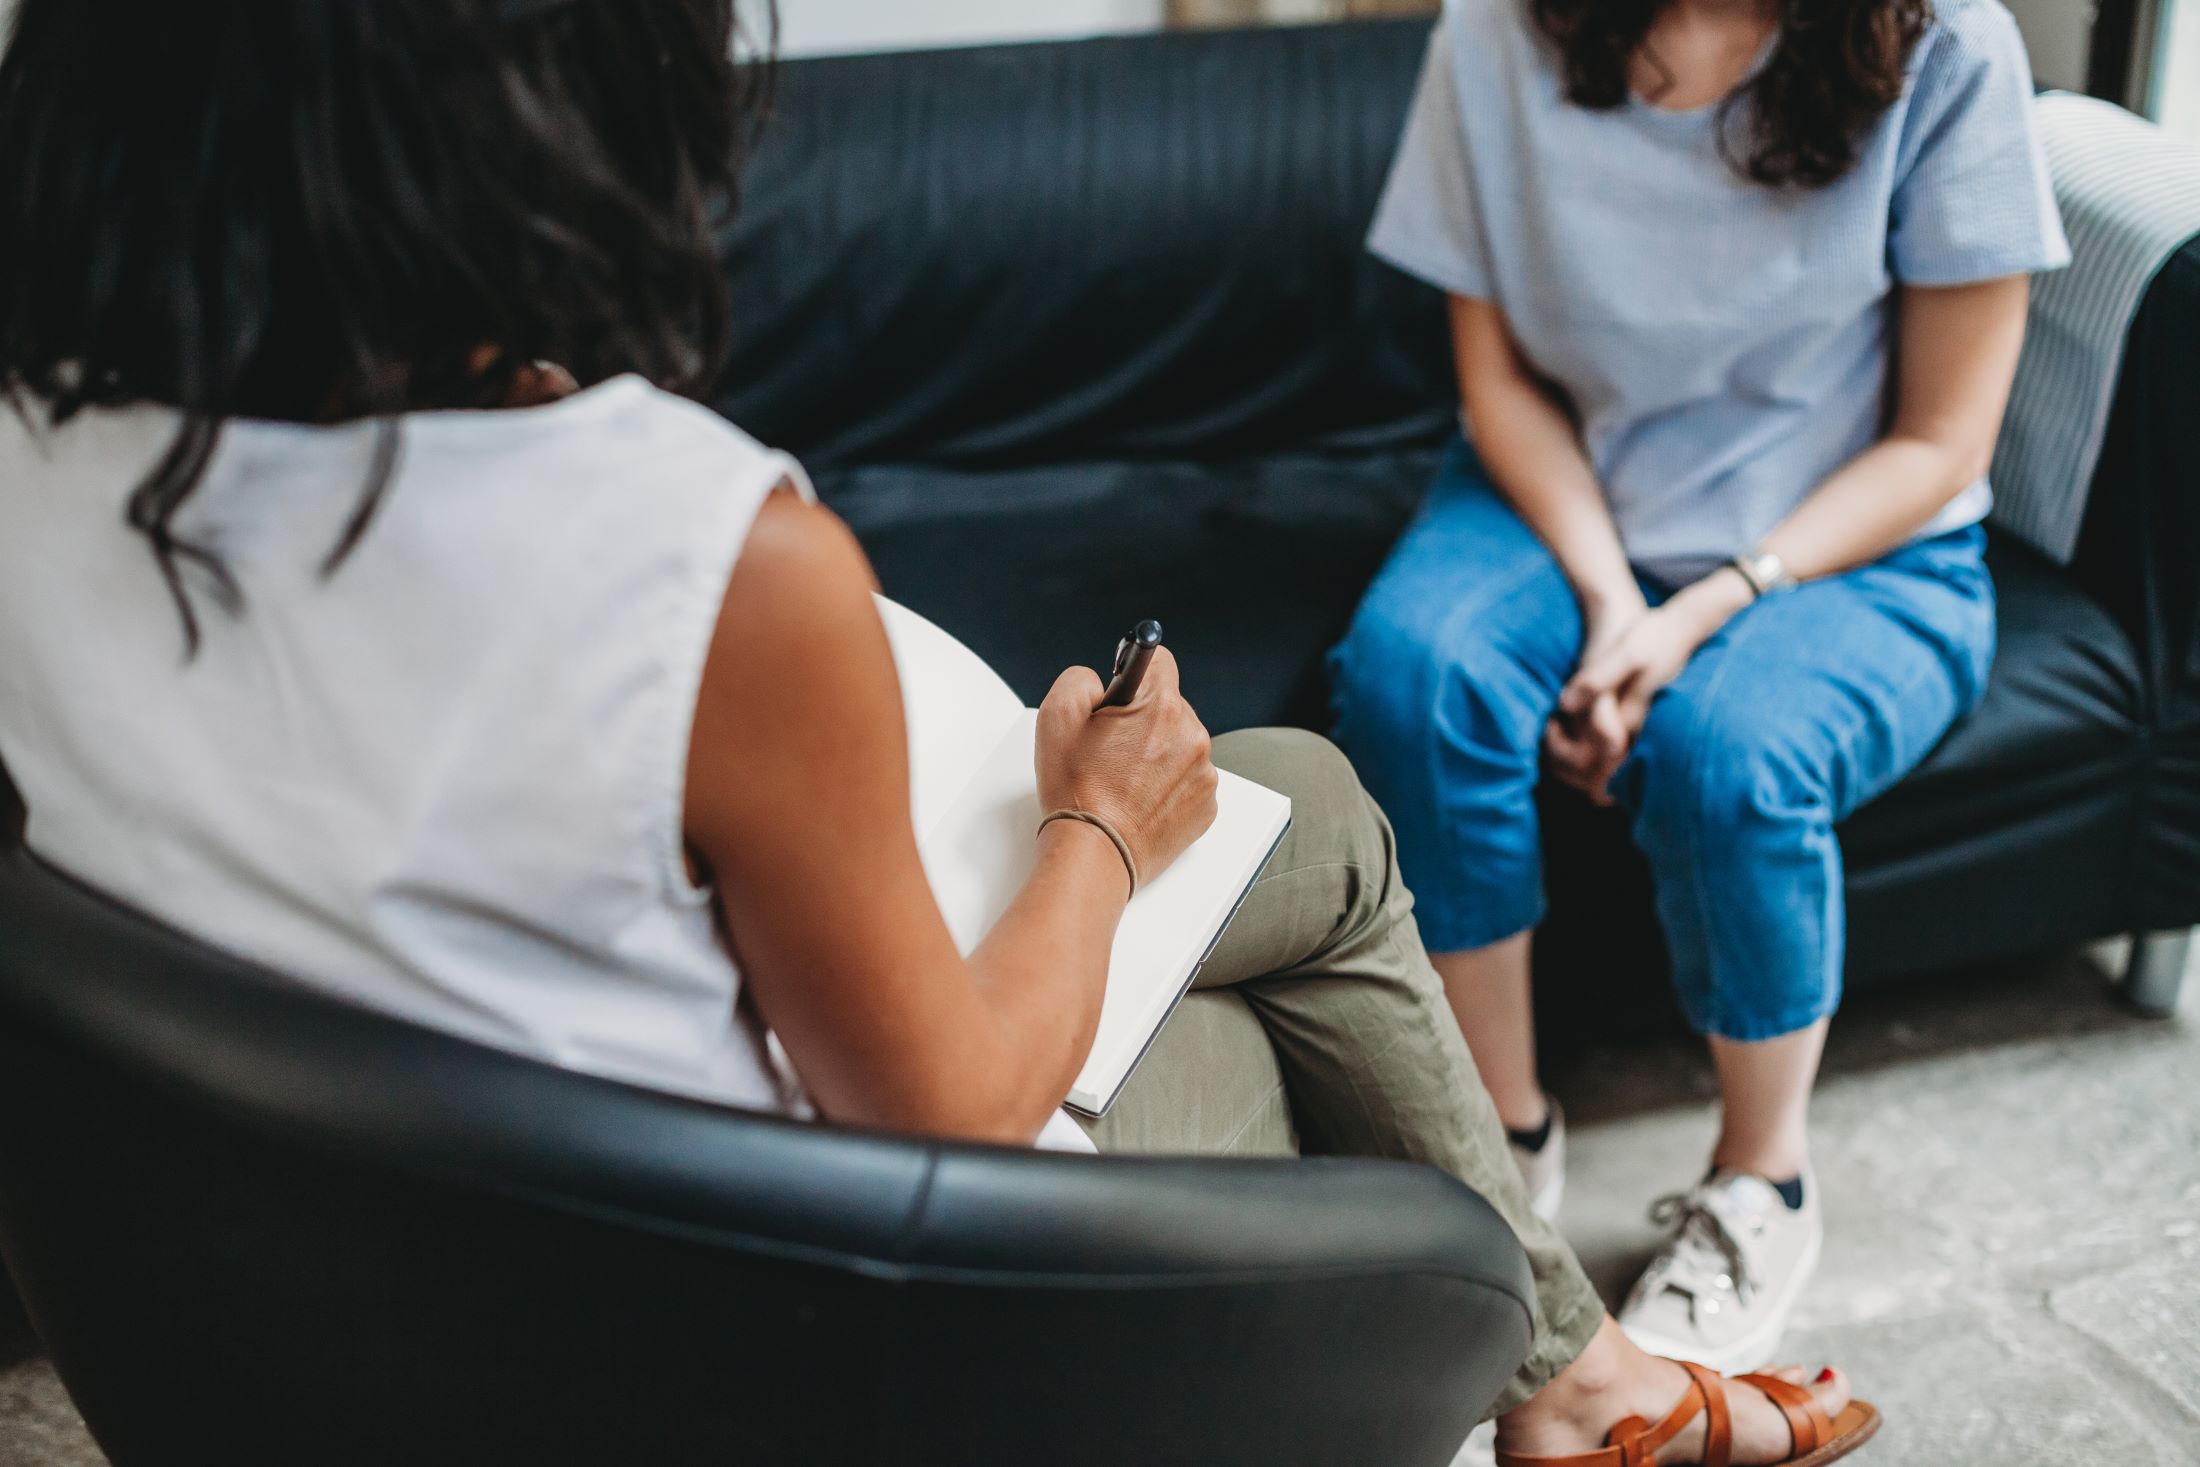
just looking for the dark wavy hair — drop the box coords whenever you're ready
[0,0,774,653]
[1530,0,1932,189]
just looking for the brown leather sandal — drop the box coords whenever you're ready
[1495,1360,1882,1467]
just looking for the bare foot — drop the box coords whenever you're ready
[1498,1318,1853,1464]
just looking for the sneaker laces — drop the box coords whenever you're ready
[1637,1183,1766,1320]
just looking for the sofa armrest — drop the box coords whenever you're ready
[2064,237,2200,935]
[2069,237,2200,721]
[0,759,20,849]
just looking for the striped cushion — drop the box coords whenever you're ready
[1992,93,2200,563]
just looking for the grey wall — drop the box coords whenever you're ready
[2161,0,2199,139]
[774,0,2101,88]
[2006,0,2094,93]
[776,0,1164,57]
[0,0,2098,87]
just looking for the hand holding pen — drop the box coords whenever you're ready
[1101,620,1166,708]
[1033,617,1217,894]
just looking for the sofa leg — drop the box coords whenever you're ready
[2122,929,2193,1017]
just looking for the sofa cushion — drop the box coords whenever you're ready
[1837,536,2146,981]
[1843,534,2143,865]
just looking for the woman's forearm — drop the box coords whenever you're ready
[1468,375,1640,614]
[1450,295,1639,617]
[1758,435,1988,583]
[1760,278,2027,584]
[960,822,1126,1136]
[1617,435,1977,671]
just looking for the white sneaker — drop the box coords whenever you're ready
[1617,1168,1822,1373]
[1509,1096,1565,1224]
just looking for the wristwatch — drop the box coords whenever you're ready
[1728,549,1797,599]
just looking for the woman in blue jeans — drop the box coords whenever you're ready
[1332,0,2069,1377]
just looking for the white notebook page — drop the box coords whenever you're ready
[878,598,1291,1115]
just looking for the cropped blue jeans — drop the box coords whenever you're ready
[1329,439,1997,1042]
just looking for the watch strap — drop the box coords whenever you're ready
[1728,551,1793,599]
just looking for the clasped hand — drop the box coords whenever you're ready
[1545,576,1749,804]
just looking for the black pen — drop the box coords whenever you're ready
[1100,621,1164,708]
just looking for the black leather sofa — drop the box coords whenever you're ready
[714,19,2200,1022]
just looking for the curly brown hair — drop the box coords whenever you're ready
[1529,0,1933,189]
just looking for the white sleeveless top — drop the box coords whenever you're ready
[0,378,871,1127]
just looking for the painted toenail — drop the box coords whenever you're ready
[1816,1368,1834,1384]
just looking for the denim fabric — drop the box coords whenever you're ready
[1330,439,1997,1041]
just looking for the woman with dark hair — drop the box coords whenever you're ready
[0,1,1878,1460]
[1336,0,2067,1373]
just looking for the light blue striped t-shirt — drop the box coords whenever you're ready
[1368,0,2072,583]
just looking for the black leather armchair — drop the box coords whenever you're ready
[0,850,1535,1467]
[715,20,2200,1024]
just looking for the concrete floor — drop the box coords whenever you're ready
[2,943,2195,1466]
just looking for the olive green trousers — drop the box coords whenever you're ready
[1079,728,1605,1416]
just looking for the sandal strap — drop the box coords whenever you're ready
[1494,1361,1839,1467]
[1737,1372,1833,1456]
[1494,1432,1643,1467]
[1635,1367,1711,1456]
[1494,1368,1710,1467]
[1680,1361,1734,1467]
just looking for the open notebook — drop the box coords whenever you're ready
[878,597,1292,1118]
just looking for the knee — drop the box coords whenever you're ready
[1329,594,1440,744]
[1212,728,1392,879]
[1629,694,1831,846]
[1213,728,1365,828]
[1331,607,1547,771]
